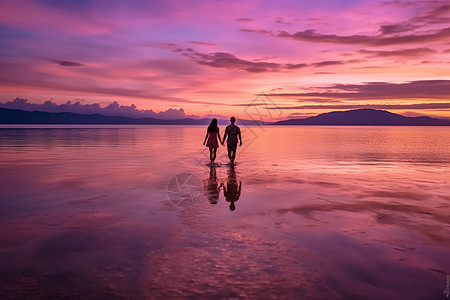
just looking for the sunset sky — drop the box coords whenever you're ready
[1,0,450,120]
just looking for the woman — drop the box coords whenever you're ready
[203,118,222,163]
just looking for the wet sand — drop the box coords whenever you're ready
[0,125,449,299]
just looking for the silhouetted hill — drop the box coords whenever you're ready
[273,109,450,126]
[0,108,264,125]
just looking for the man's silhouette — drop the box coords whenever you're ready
[222,117,242,164]
[223,164,241,211]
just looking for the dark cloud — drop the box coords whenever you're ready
[183,51,282,73]
[240,29,272,34]
[277,27,450,46]
[0,98,198,119]
[235,18,254,22]
[265,103,450,110]
[429,4,450,16]
[243,2,450,47]
[358,47,437,57]
[377,3,450,38]
[311,60,344,67]
[177,49,360,73]
[237,97,340,107]
[379,24,418,35]
[275,17,290,25]
[267,80,450,100]
[284,63,308,69]
[187,41,217,46]
[354,65,389,69]
[415,4,450,24]
[54,60,84,67]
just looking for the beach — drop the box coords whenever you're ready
[0,125,449,299]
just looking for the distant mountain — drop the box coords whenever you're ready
[273,109,450,126]
[0,108,265,125]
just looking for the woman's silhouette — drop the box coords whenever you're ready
[206,166,221,204]
[203,118,222,164]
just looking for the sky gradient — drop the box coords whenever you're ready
[1,0,450,120]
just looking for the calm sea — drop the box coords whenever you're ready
[0,125,449,299]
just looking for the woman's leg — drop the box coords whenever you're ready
[209,147,213,163]
[212,148,217,163]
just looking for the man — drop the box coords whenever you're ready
[222,117,242,163]
[223,164,241,211]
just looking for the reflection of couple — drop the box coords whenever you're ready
[203,117,242,164]
[205,165,242,211]
[206,166,220,204]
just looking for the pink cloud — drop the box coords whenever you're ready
[358,47,437,57]
[277,27,450,46]
[187,41,217,46]
[267,80,450,100]
[265,103,450,111]
[0,98,198,119]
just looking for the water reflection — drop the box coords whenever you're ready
[223,164,242,211]
[445,274,449,298]
[205,166,220,204]
[204,164,243,210]
[1,125,449,299]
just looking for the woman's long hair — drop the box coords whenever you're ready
[207,118,218,132]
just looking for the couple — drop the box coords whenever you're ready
[203,117,242,164]
[206,164,242,211]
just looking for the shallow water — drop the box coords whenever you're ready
[0,125,449,299]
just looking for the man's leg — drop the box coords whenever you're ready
[228,143,237,163]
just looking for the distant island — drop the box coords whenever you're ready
[273,109,450,126]
[0,108,263,126]
[1,107,450,126]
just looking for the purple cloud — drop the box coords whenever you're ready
[265,103,450,110]
[187,41,217,46]
[375,3,450,41]
[358,47,436,57]
[0,98,199,119]
[189,52,282,73]
[267,80,450,100]
[235,18,254,22]
[178,49,360,73]
[240,29,272,34]
[311,60,344,67]
[275,17,290,25]
[284,63,308,69]
[53,60,85,67]
[379,24,418,35]
[277,27,450,46]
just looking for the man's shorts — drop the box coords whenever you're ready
[227,142,237,154]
